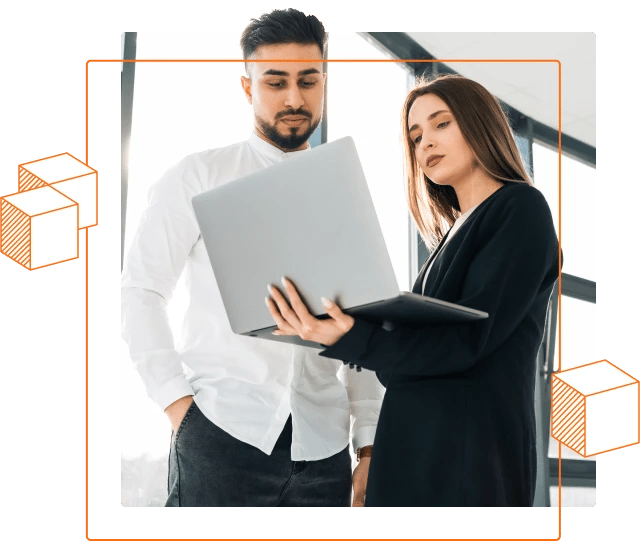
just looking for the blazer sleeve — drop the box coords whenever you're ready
[319,186,559,377]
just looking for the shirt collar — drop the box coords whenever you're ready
[248,130,311,160]
[459,203,480,220]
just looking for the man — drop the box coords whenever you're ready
[121,8,384,507]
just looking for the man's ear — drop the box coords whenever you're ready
[240,75,253,104]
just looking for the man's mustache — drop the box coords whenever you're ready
[275,109,313,120]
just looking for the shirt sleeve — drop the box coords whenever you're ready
[121,158,202,411]
[340,362,385,453]
[320,186,559,377]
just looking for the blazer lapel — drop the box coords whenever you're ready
[412,229,451,294]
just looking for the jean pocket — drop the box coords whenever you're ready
[174,400,198,444]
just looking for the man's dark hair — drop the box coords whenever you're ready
[240,8,327,72]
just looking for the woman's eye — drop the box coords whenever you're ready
[269,82,285,88]
[300,80,316,88]
[413,135,422,145]
[437,121,450,129]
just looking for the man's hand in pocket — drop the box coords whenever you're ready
[165,395,194,433]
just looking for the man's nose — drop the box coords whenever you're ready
[284,85,304,109]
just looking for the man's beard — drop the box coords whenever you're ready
[256,110,320,150]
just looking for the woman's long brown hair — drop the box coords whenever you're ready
[402,74,533,250]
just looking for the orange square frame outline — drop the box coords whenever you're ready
[85,57,564,541]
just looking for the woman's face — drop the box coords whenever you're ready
[407,93,477,187]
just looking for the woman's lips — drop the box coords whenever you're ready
[427,155,444,168]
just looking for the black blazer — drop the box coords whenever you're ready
[320,182,560,506]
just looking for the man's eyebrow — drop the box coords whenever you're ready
[297,68,321,76]
[261,68,321,77]
[408,110,451,132]
[262,69,289,77]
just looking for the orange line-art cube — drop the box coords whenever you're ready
[18,153,97,229]
[552,360,639,457]
[1,185,78,270]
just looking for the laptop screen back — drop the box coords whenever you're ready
[191,136,399,334]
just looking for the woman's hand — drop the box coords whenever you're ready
[265,277,355,346]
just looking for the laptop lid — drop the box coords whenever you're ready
[192,136,399,335]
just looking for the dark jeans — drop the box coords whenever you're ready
[166,401,352,506]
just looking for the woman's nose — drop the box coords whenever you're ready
[419,137,433,151]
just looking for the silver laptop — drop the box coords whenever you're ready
[192,136,488,348]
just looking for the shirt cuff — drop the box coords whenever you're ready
[351,424,377,455]
[153,374,195,412]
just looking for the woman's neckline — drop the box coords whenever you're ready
[457,180,518,217]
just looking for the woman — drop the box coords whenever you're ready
[265,75,561,506]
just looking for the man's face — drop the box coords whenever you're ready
[241,42,325,152]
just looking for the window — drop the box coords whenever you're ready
[549,486,595,507]
[552,295,597,373]
[122,30,255,506]
[533,142,597,282]
[327,32,413,289]
[532,141,596,507]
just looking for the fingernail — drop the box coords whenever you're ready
[281,277,288,287]
[265,297,270,306]
[321,297,333,309]
[267,284,273,294]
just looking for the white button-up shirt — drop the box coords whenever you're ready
[121,132,384,461]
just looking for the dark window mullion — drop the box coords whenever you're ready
[561,273,596,303]
[533,122,596,168]
[549,457,596,488]
[121,32,137,270]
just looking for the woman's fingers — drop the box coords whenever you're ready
[266,279,354,344]
[281,278,318,327]
[264,295,297,335]
[321,296,355,332]
[267,284,303,332]
[321,296,340,315]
